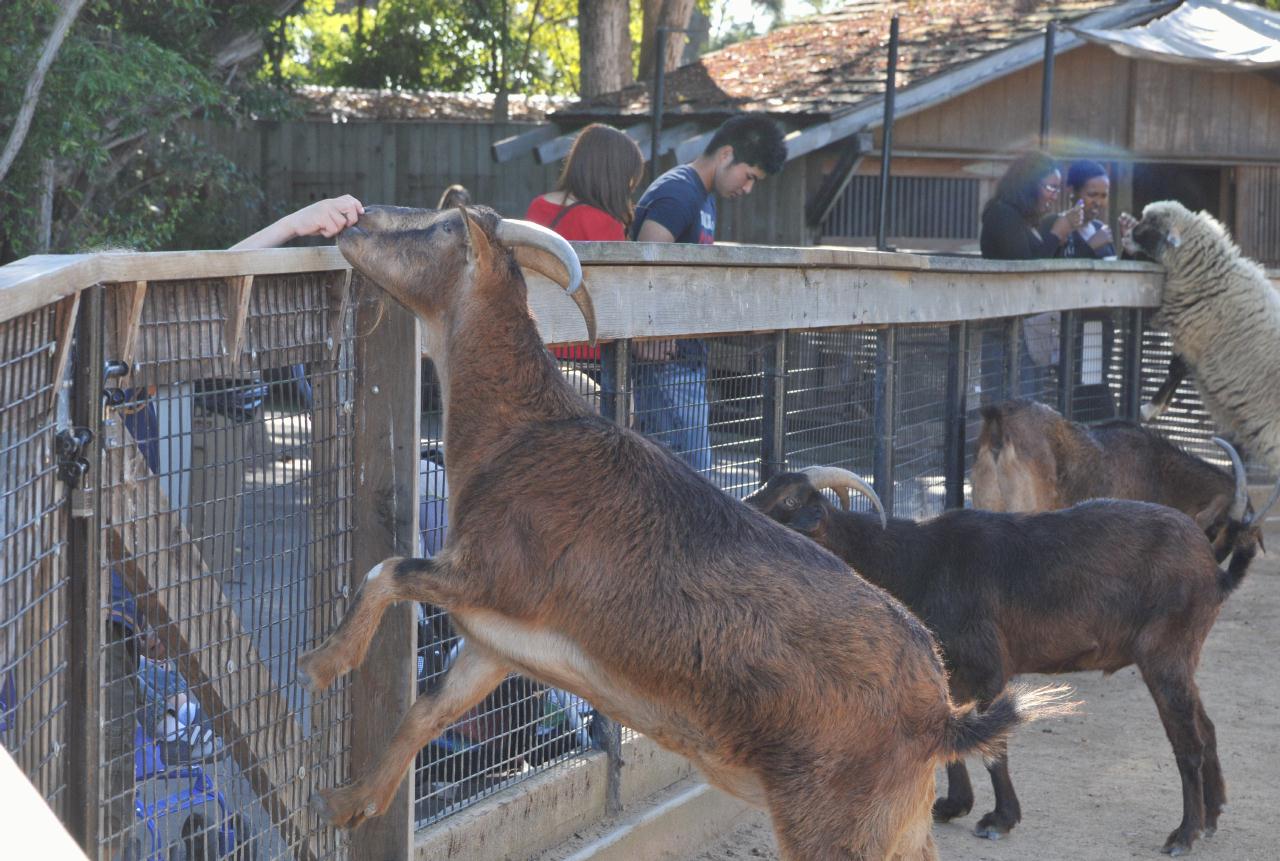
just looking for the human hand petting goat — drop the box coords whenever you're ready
[230,195,364,250]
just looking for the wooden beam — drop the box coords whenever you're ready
[536,123,654,165]
[109,281,146,368]
[101,413,316,861]
[347,275,419,859]
[222,274,254,367]
[326,269,351,362]
[1,248,349,326]
[48,291,79,413]
[804,132,873,227]
[492,124,560,163]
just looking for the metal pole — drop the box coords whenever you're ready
[873,327,896,514]
[1057,310,1077,418]
[876,15,900,251]
[650,27,667,187]
[67,285,104,853]
[944,323,969,510]
[759,331,788,483]
[1004,317,1022,400]
[601,337,629,816]
[1040,21,1057,150]
[1122,308,1145,421]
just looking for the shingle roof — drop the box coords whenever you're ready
[555,0,1137,125]
[290,85,570,123]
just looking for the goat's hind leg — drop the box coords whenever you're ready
[314,643,510,829]
[1196,701,1226,836]
[299,555,462,692]
[1140,663,1207,856]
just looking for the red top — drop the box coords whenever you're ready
[525,196,626,359]
[525,196,626,241]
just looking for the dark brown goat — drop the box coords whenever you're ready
[295,206,1069,859]
[973,399,1265,562]
[747,466,1259,856]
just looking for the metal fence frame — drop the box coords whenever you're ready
[2,246,1275,860]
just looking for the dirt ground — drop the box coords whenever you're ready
[687,520,1280,861]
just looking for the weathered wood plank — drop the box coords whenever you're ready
[109,281,146,369]
[49,291,79,413]
[347,275,419,859]
[222,275,255,367]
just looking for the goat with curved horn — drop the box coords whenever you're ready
[1212,436,1280,528]
[497,218,597,346]
[800,465,886,528]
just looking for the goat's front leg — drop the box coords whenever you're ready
[974,750,1021,839]
[932,761,974,822]
[299,555,463,693]
[1141,354,1187,422]
[313,643,510,829]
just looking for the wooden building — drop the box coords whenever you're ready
[499,0,1280,264]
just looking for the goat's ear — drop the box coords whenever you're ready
[461,208,498,270]
[1165,225,1182,248]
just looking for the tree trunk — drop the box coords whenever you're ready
[637,0,697,81]
[0,0,88,185]
[578,0,633,97]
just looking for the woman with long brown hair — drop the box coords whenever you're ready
[525,123,644,242]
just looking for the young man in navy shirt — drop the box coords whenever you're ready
[628,114,787,474]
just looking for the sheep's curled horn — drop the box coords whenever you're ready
[800,466,888,529]
[493,217,598,347]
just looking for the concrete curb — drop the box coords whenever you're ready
[555,780,754,861]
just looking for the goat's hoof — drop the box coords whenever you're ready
[310,790,336,824]
[1162,828,1200,856]
[297,650,335,693]
[974,814,1015,841]
[932,798,972,822]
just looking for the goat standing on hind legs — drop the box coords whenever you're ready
[296,205,1071,859]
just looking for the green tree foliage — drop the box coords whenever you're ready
[0,1,286,260]
[274,0,581,95]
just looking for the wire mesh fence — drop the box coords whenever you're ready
[0,303,69,823]
[89,273,355,861]
[1,254,1271,859]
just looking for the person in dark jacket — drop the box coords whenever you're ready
[980,152,1082,260]
[979,153,1081,402]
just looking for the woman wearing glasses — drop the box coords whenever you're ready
[980,151,1083,260]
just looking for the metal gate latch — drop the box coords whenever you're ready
[56,427,94,487]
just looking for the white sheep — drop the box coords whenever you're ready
[1127,200,1280,488]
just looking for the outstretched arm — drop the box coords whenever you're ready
[229,195,364,250]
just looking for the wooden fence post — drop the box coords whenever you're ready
[348,276,420,859]
[66,284,101,853]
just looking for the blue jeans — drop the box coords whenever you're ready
[632,360,713,475]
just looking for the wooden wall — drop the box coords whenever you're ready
[889,44,1280,162]
[195,119,563,237]
[1236,165,1280,266]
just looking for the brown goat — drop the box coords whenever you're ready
[972,399,1269,561]
[748,466,1260,856]
[296,205,1069,860]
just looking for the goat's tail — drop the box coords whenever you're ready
[978,404,1005,457]
[942,683,1077,762]
[1216,520,1259,598]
